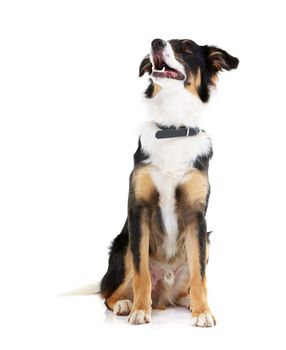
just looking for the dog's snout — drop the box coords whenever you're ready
[151,38,166,51]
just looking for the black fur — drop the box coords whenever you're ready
[128,203,143,272]
[133,138,149,165]
[145,81,155,98]
[140,39,239,102]
[100,220,129,298]
[193,146,213,171]
[175,183,209,278]
[197,212,208,278]
[100,39,238,311]
[127,166,160,272]
[139,55,152,77]
[100,141,150,295]
[100,138,213,298]
[101,163,211,298]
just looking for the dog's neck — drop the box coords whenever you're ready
[146,85,204,128]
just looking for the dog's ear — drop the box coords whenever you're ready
[206,46,239,74]
[139,55,152,77]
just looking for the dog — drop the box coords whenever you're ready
[100,38,239,326]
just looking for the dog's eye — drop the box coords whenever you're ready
[183,46,193,55]
[181,40,193,55]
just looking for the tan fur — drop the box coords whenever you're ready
[105,250,133,309]
[133,166,155,203]
[209,51,228,71]
[211,75,218,85]
[175,283,191,308]
[209,51,223,58]
[175,277,190,306]
[183,169,209,209]
[105,168,212,319]
[176,288,189,300]
[175,232,188,262]
[186,68,201,96]
[132,210,152,312]
[145,168,210,311]
[149,208,165,259]
[185,222,210,316]
[152,83,161,97]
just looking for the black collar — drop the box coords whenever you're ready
[155,123,201,139]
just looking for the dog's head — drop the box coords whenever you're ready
[139,38,239,102]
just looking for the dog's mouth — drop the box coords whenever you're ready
[152,56,185,81]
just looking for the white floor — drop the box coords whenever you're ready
[1,288,285,349]
[49,294,282,350]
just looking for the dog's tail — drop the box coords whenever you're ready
[59,281,101,296]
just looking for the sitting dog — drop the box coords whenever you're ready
[100,38,239,326]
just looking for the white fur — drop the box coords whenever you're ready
[59,282,100,296]
[191,311,215,327]
[148,41,203,127]
[113,299,133,315]
[140,40,212,260]
[150,167,180,258]
[128,310,151,325]
[146,85,203,127]
[140,123,212,259]
[175,296,190,308]
[150,42,186,83]
[140,122,212,172]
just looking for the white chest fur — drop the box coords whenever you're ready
[140,121,212,259]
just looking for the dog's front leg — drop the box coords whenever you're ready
[185,213,216,327]
[128,205,152,325]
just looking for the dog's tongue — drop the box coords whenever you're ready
[165,70,177,78]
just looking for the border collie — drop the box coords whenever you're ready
[100,38,239,326]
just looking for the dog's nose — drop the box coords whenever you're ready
[151,39,166,50]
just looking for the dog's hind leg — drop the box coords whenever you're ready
[175,285,190,309]
[104,253,133,315]
[106,291,133,316]
[100,220,134,315]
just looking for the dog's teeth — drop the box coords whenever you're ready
[162,67,165,72]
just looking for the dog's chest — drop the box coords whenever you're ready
[140,122,211,259]
[150,168,183,258]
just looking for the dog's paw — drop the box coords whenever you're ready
[128,310,151,325]
[175,296,190,309]
[191,311,216,327]
[113,299,133,316]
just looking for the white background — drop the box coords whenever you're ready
[1,0,286,349]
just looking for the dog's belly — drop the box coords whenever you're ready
[149,258,190,308]
[150,167,184,259]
